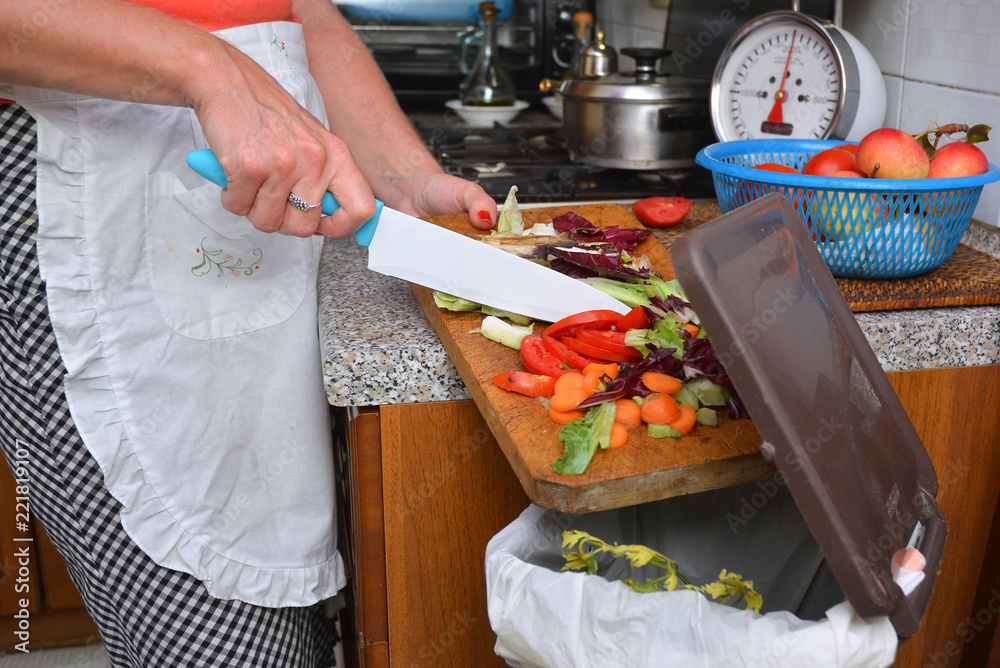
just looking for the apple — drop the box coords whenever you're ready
[927,141,989,178]
[811,189,880,239]
[856,128,930,179]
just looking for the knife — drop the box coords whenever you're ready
[186,149,629,322]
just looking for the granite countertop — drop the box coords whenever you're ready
[319,215,1000,407]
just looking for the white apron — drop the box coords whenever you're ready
[14,21,346,607]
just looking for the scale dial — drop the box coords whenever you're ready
[711,12,884,142]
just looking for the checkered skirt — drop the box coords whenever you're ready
[0,104,336,667]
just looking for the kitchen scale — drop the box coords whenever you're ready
[710,2,886,142]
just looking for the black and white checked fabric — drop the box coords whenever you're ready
[0,104,337,667]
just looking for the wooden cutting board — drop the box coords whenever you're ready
[413,203,773,514]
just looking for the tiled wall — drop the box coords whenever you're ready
[599,0,1000,226]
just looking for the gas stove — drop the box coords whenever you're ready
[411,111,718,204]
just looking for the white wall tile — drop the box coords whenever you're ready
[882,74,903,128]
[840,0,907,77]
[900,80,1000,227]
[903,0,1000,95]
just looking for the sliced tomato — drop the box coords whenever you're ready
[543,310,621,340]
[561,334,639,363]
[632,196,692,228]
[491,371,557,397]
[542,334,596,370]
[519,334,573,377]
[576,329,643,360]
[614,305,650,333]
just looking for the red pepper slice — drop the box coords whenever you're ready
[490,371,558,397]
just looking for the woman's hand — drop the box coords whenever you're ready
[390,171,498,230]
[190,46,378,239]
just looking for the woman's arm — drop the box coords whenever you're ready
[0,0,376,238]
[293,0,497,229]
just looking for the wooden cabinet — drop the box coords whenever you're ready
[338,365,1000,668]
[0,461,100,652]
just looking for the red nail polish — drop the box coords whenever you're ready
[477,210,492,222]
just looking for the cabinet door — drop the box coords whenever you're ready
[377,400,529,667]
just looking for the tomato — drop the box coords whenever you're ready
[833,143,858,157]
[801,148,859,176]
[631,196,692,228]
[576,329,643,360]
[519,334,573,377]
[491,371,557,398]
[544,310,621,340]
[541,334,596,370]
[614,305,649,332]
[752,162,799,173]
[561,334,640,363]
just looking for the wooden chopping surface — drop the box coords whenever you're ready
[413,203,772,514]
[661,201,1000,312]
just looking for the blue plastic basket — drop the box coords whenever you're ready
[696,139,1000,279]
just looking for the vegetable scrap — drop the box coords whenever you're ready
[561,530,763,613]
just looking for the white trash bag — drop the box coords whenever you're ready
[485,482,898,668]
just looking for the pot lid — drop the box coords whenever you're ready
[561,47,708,103]
[670,193,946,638]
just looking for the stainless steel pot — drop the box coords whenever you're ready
[561,48,713,171]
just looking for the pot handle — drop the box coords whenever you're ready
[657,107,709,132]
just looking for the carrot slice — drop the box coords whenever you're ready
[614,398,642,429]
[583,362,618,392]
[549,405,586,424]
[639,392,681,425]
[550,388,590,412]
[607,422,629,449]
[554,372,586,394]
[667,404,698,436]
[685,323,700,337]
[641,371,682,395]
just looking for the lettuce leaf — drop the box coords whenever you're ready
[551,402,617,475]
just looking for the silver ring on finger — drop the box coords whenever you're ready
[288,192,321,211]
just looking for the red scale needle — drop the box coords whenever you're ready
[767,30,797,124]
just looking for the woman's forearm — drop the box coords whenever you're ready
[0,0,242,107]
[293,0,444,203]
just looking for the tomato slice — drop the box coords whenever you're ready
[491,371,557,398]
[543,310,621,340]
[631,196,692,228]
[519,334,572,377]
[614,305,649,333]
[541,334,596,370]
[576,329,643,360]
[561,334,639,363]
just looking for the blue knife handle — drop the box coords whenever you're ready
[185,148,382,246]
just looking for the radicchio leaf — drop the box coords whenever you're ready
[548,247,650,279]
[552,212,651,254]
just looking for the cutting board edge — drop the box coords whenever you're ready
[528,452,776,514]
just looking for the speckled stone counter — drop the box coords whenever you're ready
[319,217,1000,407]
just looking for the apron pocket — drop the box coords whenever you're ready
[145,172,310,340]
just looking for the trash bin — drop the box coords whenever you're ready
[484,194,946,667]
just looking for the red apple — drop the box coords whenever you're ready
[856,128,930,179]
[927,141,989,178]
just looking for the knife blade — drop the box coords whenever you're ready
[186,149,629,321]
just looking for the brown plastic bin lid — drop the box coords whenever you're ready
[670,193,947,638]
